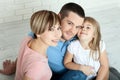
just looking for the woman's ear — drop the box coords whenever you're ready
[36,34,41,38]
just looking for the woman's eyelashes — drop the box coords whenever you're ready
[49,26,61,31]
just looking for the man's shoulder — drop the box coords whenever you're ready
[70,40,79,44]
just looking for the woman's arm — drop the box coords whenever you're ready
[96,50,109,80]
[0,59,17,75]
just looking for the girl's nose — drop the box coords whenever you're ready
[82,27,86,31]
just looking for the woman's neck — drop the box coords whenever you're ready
[28,38,48,57]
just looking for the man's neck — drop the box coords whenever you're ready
[60,37,66,42]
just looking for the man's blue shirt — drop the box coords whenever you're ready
[47,40,71,74]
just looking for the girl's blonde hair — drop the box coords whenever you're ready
[30,10,61,38]
[84,17,101,60]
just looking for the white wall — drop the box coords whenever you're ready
[0,0,119,23]
[0,0,80,23]
[79,0,119,13]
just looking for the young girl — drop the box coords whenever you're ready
[15,10,62,80]
[64,17,109,80]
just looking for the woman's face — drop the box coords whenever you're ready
[39,23,62,46]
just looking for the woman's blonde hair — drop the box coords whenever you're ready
[30,10,60,38]
[84,17,101,60]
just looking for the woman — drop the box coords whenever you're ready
[15,10,62,80]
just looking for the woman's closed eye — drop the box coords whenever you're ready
[57,26,61,30]
[49,27,55,31]
[49,26,61,31]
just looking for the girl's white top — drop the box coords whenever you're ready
[67,40,106,77]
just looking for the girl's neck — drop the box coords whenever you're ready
[79,39,90,50]
[28,38,48,57]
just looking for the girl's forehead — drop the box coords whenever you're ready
[84,21,93,26]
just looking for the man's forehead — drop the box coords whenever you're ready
[66,16,84,26]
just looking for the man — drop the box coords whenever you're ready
[46,2,85,80]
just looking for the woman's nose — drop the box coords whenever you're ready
[55,30,62,38]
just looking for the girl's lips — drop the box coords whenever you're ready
[80,32,87,35]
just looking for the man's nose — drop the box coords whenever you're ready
[70,26,76,33]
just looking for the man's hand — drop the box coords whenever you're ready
[0,60,16,75]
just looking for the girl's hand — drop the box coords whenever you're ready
[80,65,95,76]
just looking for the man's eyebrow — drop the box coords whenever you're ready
[67,20,74,24]
[76,25,82,28]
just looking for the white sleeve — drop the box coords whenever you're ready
[67,41,76,54]
[100,40,106,52]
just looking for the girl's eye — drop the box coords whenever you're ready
[86,26,90,29]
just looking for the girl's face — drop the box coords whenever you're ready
[39,23,62,46]
[77,21,95,42]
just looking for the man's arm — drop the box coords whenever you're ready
[0,59,17,75]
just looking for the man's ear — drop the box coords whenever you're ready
[58,13,61,19]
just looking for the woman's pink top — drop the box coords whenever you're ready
[15,36,52,80]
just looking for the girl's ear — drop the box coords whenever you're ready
[93,32,96,38]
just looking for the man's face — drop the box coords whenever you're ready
[60,12,84,41]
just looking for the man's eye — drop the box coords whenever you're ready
[80,26,84,29]
[68,22,72,25]
[77,26,82,29]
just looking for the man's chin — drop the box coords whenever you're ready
[64,36,73,41]
[62,35,73,41]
